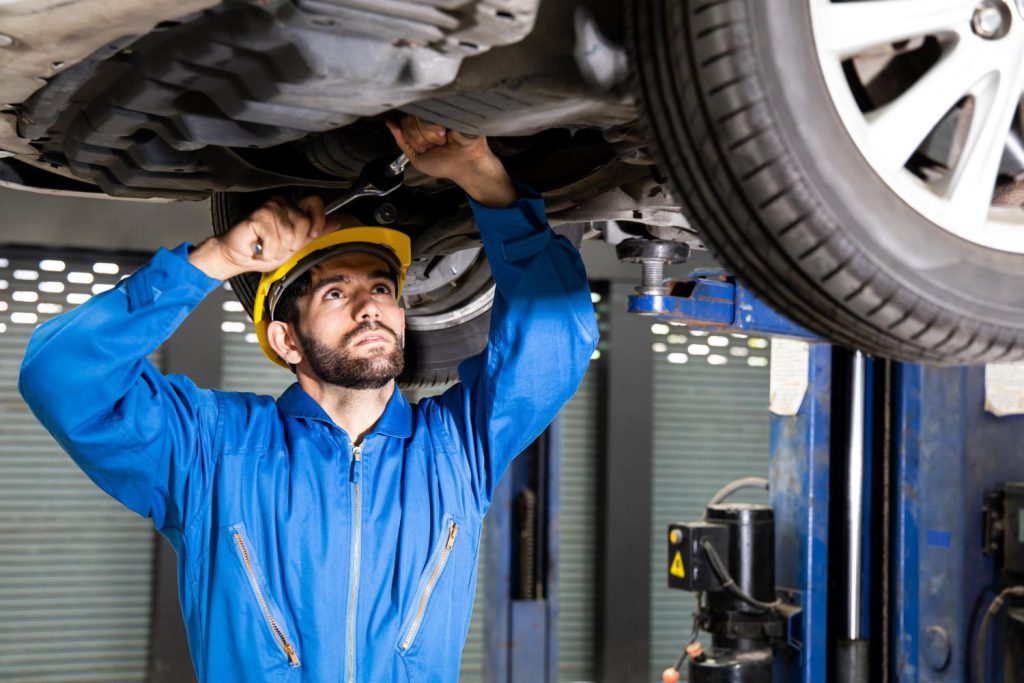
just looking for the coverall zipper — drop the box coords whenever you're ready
[346,444,362,683]
[400,519,459,652]
[232,532,300,667]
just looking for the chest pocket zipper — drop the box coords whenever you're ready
[398,516,459,654]
[230,526,301,667]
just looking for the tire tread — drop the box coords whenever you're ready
[624,0,1024,364]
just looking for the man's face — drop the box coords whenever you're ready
[284,251,406,389]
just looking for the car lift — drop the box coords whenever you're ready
[620,239,1024,682]
[468,235,1024,683]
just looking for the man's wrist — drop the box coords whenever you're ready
[452,157,517,208]
[188,237,244,281]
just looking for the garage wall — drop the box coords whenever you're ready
[0,188,209,253]
[219,288,293,395]
[0,250,158,682]
[647,327,772,681]
[555,288,605,683]
[556,361,601,682]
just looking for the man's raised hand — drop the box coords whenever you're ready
[386,115,516,208]
[190,195,336,281]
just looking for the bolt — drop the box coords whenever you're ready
[374,203,398,224]
[641,259,665,291]
[973,2,1008,39]
[923,626,951,671]
[0,33,13,48]
[615,238,690,296]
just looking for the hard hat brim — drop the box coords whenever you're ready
[252,227,412,369]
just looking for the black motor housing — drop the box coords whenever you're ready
[668,504,777,683]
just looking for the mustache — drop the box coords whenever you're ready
[343,321,399,347]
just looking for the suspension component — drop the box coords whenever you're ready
[616,238,690,295]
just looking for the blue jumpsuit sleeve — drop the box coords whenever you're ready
[17,244,223,536]
[437,184,599,514]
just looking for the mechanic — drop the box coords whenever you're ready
[18,115,598,682]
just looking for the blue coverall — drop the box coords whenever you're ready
[18,188,598,682]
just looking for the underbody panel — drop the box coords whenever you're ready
[2,0,638,200]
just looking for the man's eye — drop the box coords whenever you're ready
[324,288,343,300]
[373,284,393,295]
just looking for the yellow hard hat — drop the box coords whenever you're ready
[252,226,412,369]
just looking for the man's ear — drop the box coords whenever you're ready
[267,320,303,366]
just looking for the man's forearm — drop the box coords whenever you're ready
[19,244,222,435]
[451,156,517,209]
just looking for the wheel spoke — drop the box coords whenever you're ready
[946,49,1024,234]
[814,0,974,58]
[865,40,992,173]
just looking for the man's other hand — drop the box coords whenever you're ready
[190,195,337,281]
[386,115,516,208]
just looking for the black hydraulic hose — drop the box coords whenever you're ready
[975,585,1024,683]
[700,538,780,613]
[671,613,701,672]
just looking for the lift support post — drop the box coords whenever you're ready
[630,273,1024,683]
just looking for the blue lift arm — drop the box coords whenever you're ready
[626,270,819,342]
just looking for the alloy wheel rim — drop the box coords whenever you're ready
[809,0,1024,253]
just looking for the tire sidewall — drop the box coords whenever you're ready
[751,0,1024,325]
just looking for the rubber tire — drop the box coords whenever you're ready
[626,0,1024,365]
[210,190,490,388]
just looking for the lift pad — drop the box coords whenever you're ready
[627,270,819,341]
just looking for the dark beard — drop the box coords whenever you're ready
[297,321,405,390]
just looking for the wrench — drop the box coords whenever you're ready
[324,153,410,217]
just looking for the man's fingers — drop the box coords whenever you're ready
[280,200,313,252]
[449,129,484,147]
[413,117,447,146]
[297,195,326,240]
[265,198,297,260]
[386,120,419,160]
[404,116,444,154]
[245,206,277,258]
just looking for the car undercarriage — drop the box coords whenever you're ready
[6,0,1024,369]
[1,0,688,238]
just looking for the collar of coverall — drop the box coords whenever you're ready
[276,380,413,438]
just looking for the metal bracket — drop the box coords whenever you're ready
[626,269,820,341]
[776,587,806,652]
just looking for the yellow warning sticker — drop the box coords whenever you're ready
[670,551,685,578]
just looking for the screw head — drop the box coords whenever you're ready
[973,2,1009,38]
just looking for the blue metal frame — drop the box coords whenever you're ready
[544,417,562,683]
[483,470,513,682]
[483,431,558,682]
[769,345,832,683]
[627,270,819,340]
[893,365,1024,682]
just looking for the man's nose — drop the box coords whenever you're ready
[352,289,383,321]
